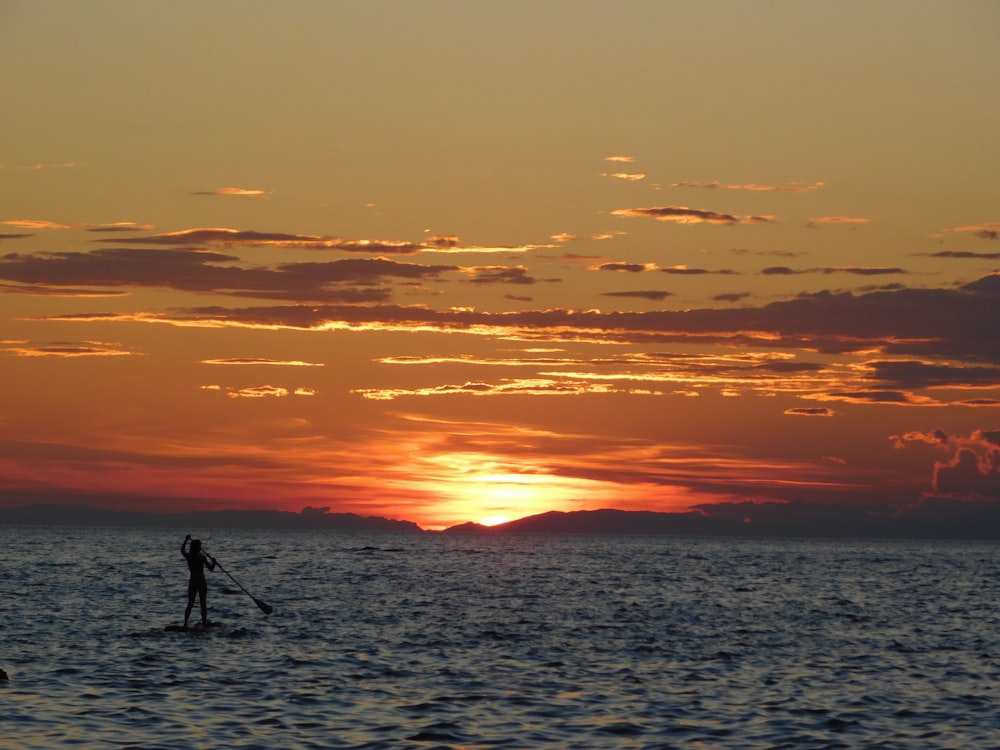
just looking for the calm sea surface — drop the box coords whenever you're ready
[1,527,999,748]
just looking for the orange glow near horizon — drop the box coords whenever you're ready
[366,449,648,529]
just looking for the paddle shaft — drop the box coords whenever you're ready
[209,555,273,615]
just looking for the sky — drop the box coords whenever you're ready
[1,1,999,530]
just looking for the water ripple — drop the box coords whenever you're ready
[2,530,1000,747]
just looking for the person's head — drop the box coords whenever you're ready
[190,539,202,553]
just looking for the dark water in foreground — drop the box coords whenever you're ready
[1,527,999,748]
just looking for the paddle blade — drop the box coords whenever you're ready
[254,598,274,615]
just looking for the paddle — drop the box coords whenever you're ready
[209,554,273,615]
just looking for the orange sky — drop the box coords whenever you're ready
[2,1,999,529]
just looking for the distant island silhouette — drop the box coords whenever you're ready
[2,499,999,540]
[446,502,1000,540]
[0,503,420,533]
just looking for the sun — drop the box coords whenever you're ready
[408,451,629,529]
[479,515,512,527]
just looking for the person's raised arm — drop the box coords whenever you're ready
[205,553,217,571]
[181,534,191,557]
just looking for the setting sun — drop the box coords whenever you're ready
[479,515,512,527]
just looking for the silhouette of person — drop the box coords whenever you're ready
[181,534,217,628]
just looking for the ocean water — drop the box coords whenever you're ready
[1,527,999,749]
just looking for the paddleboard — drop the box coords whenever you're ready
[164,621,225,634]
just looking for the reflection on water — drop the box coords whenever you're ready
[1,527,999,747]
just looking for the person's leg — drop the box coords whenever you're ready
[199,582,208,625]
[184,583,196,627]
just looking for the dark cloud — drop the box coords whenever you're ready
[660,266,737,275]
[98,227,430,254]
[597,262,649,273]
[957,399,1000,407]
[276,257,458,282]
[100,228,329,247]
[784,407,836,417]
[924,250,1000,259]
[730,248,805,258]
[467,266,536,285]
[762,266,905,276]
[38,273,1000,369]
[935,448,1000,497]
[425,235,461,249]
[865,360,1000,389]
[0,233,33,241]
[0,248,243,289]
[602,290,673,301]
[828,267,905,276]
[0,248,458,301]
[713,292,751,303]
[751,361,827,374]
[929,430,1000,499]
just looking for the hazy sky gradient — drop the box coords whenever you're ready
[2,1,999,528]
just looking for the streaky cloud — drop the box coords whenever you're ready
[941,223,1000,240]
[2,219,75,230]
[201,384,316,398]
[5,161,83,170]
[86,222,155,233]
[191,187,271,198]
[673,180,824,193]
[200,358,324,367]
[807,216,870,227]
[601,172,646,181]
[99,227,541,255]
[1,339,137,358]
[810,390,941,406]
[352,378,661,401]
[612,206,776,225]
[1,282,129,297]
